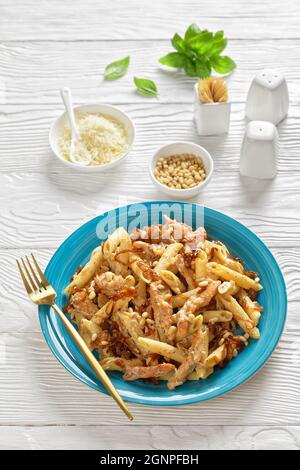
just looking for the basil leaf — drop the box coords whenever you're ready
[188,32,214,55]
[209,31,226,55]
[183,58,197,77]
[134,77,158,96]
[185,47,198,61]
[104,56,130,80]
[159,52,185,68]
[184,23,201,42]
[210,37,227,56]
[171,33,185,53]
[210,55,236,74]
[195,58,211,78]
[214,31,224,41]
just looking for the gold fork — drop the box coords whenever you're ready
[16,254,133,421]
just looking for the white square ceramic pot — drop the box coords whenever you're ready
[245,69,289,125]
[240,120,279,179]
[194,83,231,136]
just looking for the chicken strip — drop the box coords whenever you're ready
[95,271,125,296]
[113,310,146,357]
[131,224,173,244]
[168,329,207,390]
[68,288,99,322]
[163,215,193,242]
[176,254,197,290]
[132,241,165,261]
[176,280,221,342]
[163,215,206,248]
[149,281,173,343]
[123,363,175,381]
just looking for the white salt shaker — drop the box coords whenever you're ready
[245,69,289,125]
[240,121,278,179]
[194,83,231,135]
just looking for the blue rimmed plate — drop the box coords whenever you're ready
[38,202,287,405]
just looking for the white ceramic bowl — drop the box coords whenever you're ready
[49,104,135,172]
[149,142,214,200]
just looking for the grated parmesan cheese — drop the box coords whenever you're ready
[59,113,129,166]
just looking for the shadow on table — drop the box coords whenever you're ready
[239,174,275,205]
[46,158,118,195]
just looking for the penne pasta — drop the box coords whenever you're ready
[171,287,200,309]
[188,366,214,380]
[65,215,264,389]
[188,314,203,336]
[205,344,227,367]
[154,243,183,274]
[202,310,233,323]
[64,246,103,295]
[237,289,263,326]
[195,250,208,282]
[92,300,114,325]
[78,318,113,359]
[100,357,144,372]
[137,337,186,363]
[103,227,132,276]
[209,242,244,273]
[207,262,262,291]
[160,270,186,294]
[217,294,260,339]
[217,280,239,296]
[130,254,158,284]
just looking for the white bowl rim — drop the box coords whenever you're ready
[149,141,214,194]
[49,103,135,171]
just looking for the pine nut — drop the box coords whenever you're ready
[154,154,206,190]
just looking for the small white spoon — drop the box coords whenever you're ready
[60,87,92,165]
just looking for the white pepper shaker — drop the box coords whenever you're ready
[240,121,278,179]
[245,69,289,125]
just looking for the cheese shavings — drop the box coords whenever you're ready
[59,113,129,166]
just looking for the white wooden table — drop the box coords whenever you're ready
[0,0,299,450]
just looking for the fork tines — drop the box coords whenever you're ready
[16,254,48,294]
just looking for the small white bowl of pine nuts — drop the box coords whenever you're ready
[150,142,214,199]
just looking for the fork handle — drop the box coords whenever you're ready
[51,303,133,421]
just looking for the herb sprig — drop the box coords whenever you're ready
[134,77,158,97]
[159,24,236,78]
[104,56,130,80]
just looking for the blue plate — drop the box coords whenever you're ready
[39,202,287,405]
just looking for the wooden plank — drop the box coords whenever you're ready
[1,0,300,40]
[1,0,299,447]
[0,329,299,426]
[0,425,299,450]
[0,103,299,174]
[1,248,298,334]
[0,171,299,248]
[0,40,299,105]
